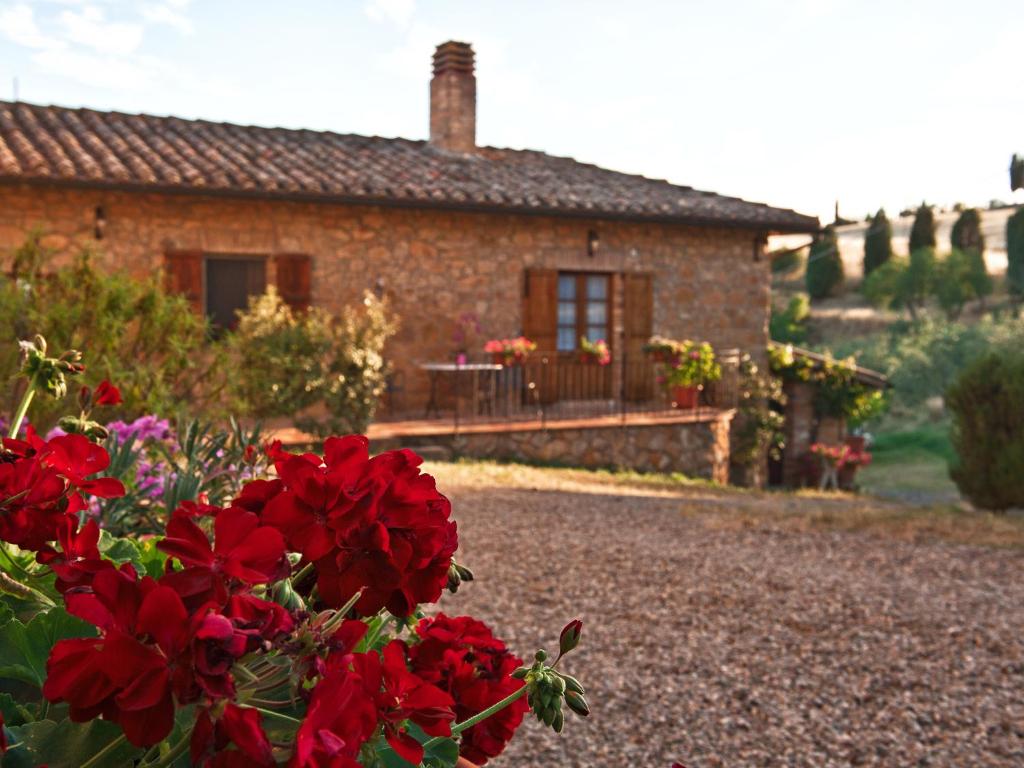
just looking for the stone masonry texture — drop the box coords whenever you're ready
[0,183,772,414]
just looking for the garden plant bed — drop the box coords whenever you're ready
[430,461,1024,767]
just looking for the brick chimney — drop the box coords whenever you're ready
[430,41,476,153]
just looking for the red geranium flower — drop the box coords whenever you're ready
[93,380,122,406]
[37,434,125,513]
[250,437,458,617]
[43,568,192,746]
[0,452,68,549]
[225,593,295,648]
[290,661,379,768]
[350,641,455,765]
[191,702,274,768]
[409,614,528,765]
[189,611,250,699]
[159,506,289,610]
[36,515,114,592]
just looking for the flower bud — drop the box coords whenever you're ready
[511,667,529,680]
[565,690,590,717]
[534,649,548,663]
[559,618,583,656]
[559,673,585,695]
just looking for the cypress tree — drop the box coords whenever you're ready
[950,208,986,254]
[908,203,937,253]
[1008,206,1024,301]
[805,225,844,299]
[863,208,893,277]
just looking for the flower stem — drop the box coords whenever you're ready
[79,733,127,768]
[290,561,314,587]
[253,706,302,726]
[423,685,528,749]
[8,376,37,439]
[145,734,191,768]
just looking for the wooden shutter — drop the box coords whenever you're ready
[623,272,654,400]
[275,254,312,311]
[522,268,559,404]
[522,268,558,351]
[164,251,203,314]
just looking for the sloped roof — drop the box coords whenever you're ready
[0,100,818,232]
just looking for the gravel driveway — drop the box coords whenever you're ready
[429,463,1024,768]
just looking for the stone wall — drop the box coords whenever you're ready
[781,380,846,487]
[387,412,734,483]
[0,183,771,411]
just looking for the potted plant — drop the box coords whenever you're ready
[578,337,611,365]
[483,336,537,366]
[642,335,678,364]
[664,340,721,409]
[809,441,872,490]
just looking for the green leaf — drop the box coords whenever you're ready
[97,530,167,578]
[371,728,461,768]
[0,693,30,727]
[0,607,94,688]
[2,718,143,768]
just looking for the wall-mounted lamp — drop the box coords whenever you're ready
[752,234,768,263]
[93,205,106,240]
[586,229,599,258]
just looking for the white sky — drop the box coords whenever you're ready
[1,0,1022,223]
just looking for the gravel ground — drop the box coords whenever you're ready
[429,464,1024,768]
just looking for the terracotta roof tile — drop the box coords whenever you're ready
[0,100,818,232]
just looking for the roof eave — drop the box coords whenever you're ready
[0,176,821,234]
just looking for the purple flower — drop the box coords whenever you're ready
[106,415,173,447]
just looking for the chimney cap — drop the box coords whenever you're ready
[433,41,474,76]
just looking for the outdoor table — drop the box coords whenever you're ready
[420,362,503,421]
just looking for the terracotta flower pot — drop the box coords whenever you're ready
[456,758,478,768]
[671,385,699,409]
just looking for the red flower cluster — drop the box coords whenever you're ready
[250,436,458,617]
[0,430,124,550]
[409,614,529,765]
[43,559,292,747]
[292,634,455,767]
[4,411,556,765]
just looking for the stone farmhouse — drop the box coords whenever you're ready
[0,41,819,482]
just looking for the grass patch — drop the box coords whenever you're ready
[859,422,959,503]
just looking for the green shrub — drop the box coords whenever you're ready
[947,350,1024,510]
[862,257,905,309]
[909,203,937,252]
[862,249,935,319]
[229,288,398,436]
[950,207,985,254]
[0,233,219,429]
[863,208,893,277]
[227,288,330,418]
[1007,206,1024,300]
[934,249,991,319]
[805,226,844,299]
[769,294,810,343]
[828,316,1024,419]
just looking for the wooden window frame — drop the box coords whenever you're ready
[556,271,611,352]
[202,254,268,331]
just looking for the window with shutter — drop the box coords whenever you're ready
[274,254,312,311]
[555,272,611,351]
[205,257,266,330]
[163,251,203,314]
